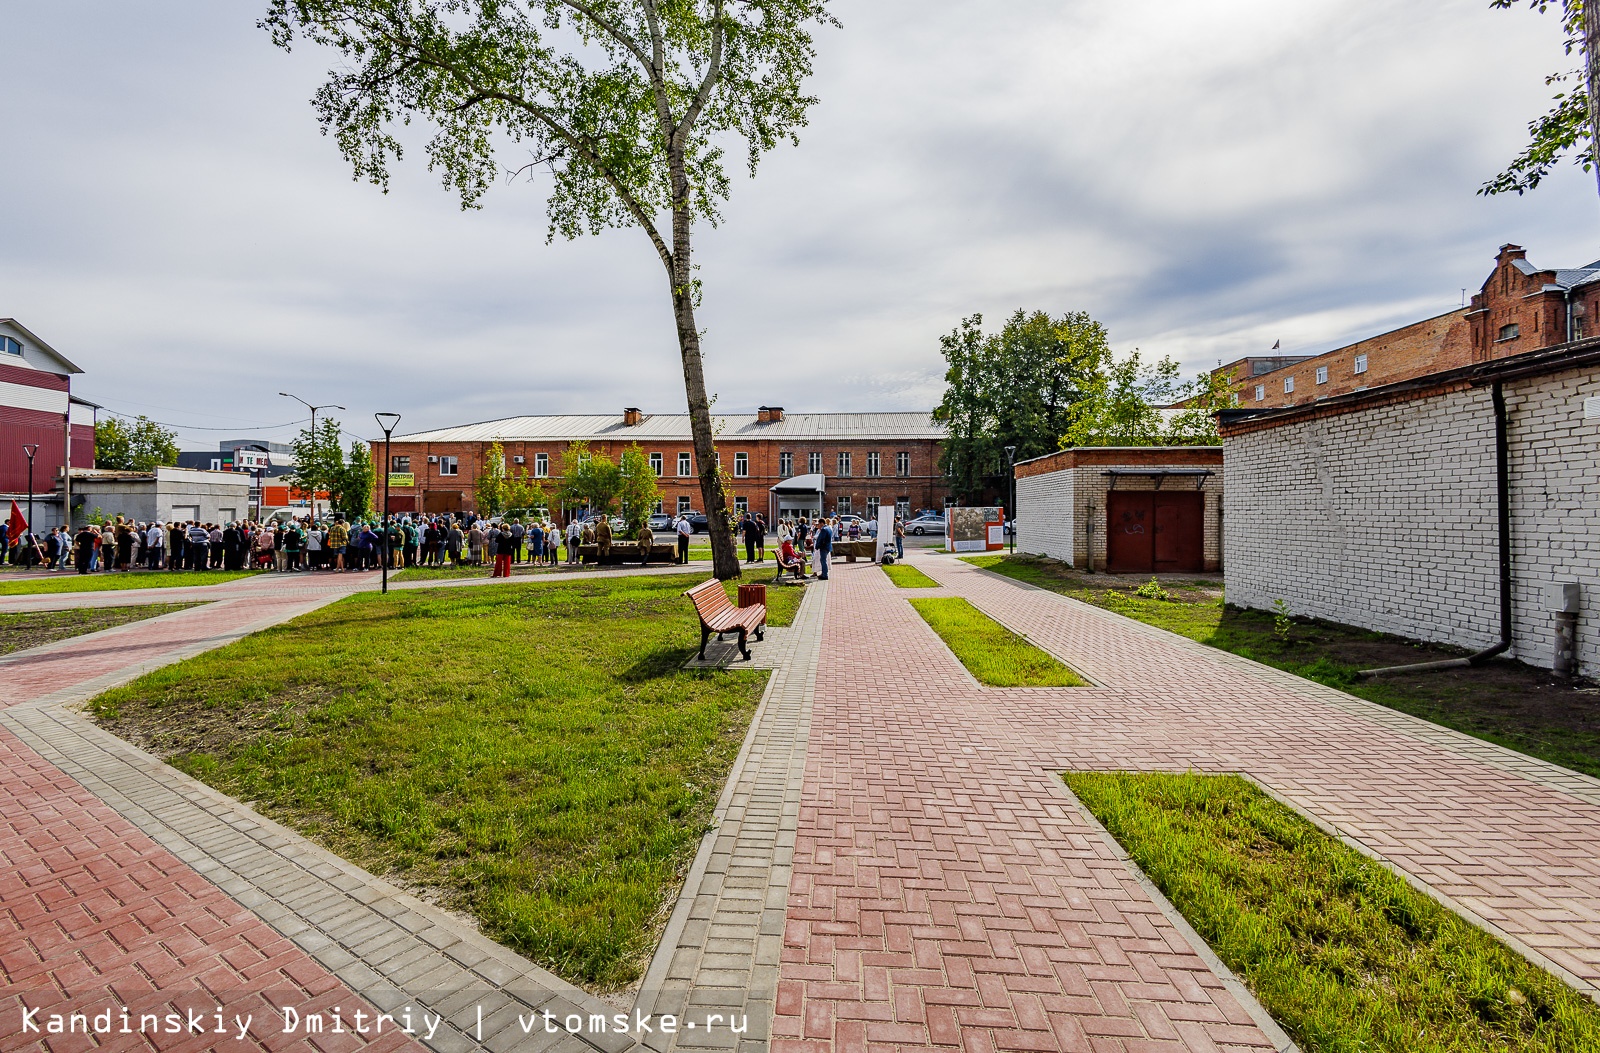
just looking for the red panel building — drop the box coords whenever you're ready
[0,319,96,529]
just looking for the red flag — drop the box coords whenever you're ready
[6,499,26,538]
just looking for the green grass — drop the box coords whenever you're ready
[881,564,939,588]
[1067,772,1600,1053]
[0,603,201,656]
[89,572,799,991]
[964,554,1600,778]
[908,597,1085,687]
[0,570,261,595]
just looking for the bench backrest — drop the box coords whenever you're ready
[686,580,735,622]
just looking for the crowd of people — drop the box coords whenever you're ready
[0,507,910,581]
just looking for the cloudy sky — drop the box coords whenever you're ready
[3,1,1597,447]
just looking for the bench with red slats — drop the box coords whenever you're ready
[685,579,766,660]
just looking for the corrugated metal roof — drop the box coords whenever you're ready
[392,412,947,443]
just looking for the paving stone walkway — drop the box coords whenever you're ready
[771,554,1600,1053]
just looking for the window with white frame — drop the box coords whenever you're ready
[678,452,692,476]
[677,495,692,513]
[837,452,852,476]
[648,452,663,476]
[1254,384,1265,402]
[807,451,821,474]
[734,496,748,513]
[1353,353,1368,374]
[866,451,880,477]
[534,453,548,477]
[0,336,21,356]
[895,499,910,519]
[439,456,458,476]
[653,499,663,514]
[779,452,793,477]
[733,452,748,477]
[1284,376,1295,394]
[837,496,851,514]
[865,496,880,519]
[1315,366,1328,385]
[896,451,910,476]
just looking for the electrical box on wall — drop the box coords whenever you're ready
[1585,396,1600,420]
[427,455,438,463]
[1545,582,1582,614]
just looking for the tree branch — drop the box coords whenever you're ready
[553,0,654,73]
[675,0,725,143]
[638,0,676,140]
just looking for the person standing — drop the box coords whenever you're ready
[814,517,834,580]
[73,523,95,574]
[327,515,349,571]
[447,521,463,566]
[894,516,905,560]
[635,518,654,566]
[494,521,516,578]
[739,512,757,564]
[595,514,612,563]
[755,513,767,562]
[675,512,692,565]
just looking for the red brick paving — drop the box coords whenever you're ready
[0,589,422,1053]
[775,556,1600,1052]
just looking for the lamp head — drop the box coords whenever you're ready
[374,412,402,437]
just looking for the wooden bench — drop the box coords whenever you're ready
[685,579,766,660]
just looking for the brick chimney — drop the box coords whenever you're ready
[623,407,642,426]
[1497,243,1527,264]
[758,406,784,423]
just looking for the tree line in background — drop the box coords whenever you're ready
[93,416,180,472]
[288,418,374,520]
[469,440,663,534]
[934,310,1234,504]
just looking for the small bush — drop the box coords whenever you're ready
[1134,576,1172,601]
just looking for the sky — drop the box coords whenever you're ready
[3,0,1598,448]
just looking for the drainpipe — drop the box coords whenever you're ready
[1085,499,1096,573]
[1358,381,1512,678]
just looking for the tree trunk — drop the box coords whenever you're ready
[1587,0,1600,201]
[668,151,741,580]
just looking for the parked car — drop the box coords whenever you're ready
[904,513,947,536]
[684,512,710,533]
[648,513,674,531]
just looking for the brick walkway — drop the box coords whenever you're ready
[771,555,1600,1053]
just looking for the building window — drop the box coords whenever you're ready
[866,496,880,519]
[653,499,663,514]
[837,496,852,514]
[0,336,20,356]
[866,451,880,477]
[734,452,748,477]
[1283,376,1295,394]
[779,452,793,477]
[649,452,663,477]
[678,452,692,476]
[210,458,223,471]
[896,451,910,476]
[808,451,821,474]
[677,495,692,513]
[439,456,458,476]
[1254,384,1265,402]
[837,452,852,476]
[534,452,548,477]
[392,455,410,472]
[895,499,910,519]
[1497,323,1520,342]
[1353,353,1368,374]
[1315,366,1328,385]
[735,496,748,514]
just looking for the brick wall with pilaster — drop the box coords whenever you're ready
[1222,365,1600,672]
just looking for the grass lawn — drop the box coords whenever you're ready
[393,553,717,583]
[909,596,1085,687]
[966,554,1600,778]
[89,572,800,992]
[1068,771,1600,1052]
[0,570,261,595]
[0,603,201,657]
[881,564,939,588]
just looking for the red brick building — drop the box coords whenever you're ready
[1215,243,1599,410]
[376,407,948,523]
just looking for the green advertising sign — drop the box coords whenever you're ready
[388,472,415,487]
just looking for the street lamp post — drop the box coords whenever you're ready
[22,444,39,562]
[281,393,346,518]
[374,413,401,594]
[1004,445,1017,554]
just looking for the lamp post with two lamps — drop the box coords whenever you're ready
[374,413,402,594]
[1004,445,1017,554]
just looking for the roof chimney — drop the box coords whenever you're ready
[623,407,642,426]
[758,406,784,423]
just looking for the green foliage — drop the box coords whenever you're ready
[1063,352,1228,449]
[934,310,1110,502]
[503,467,547,516]
[94,416,179,472]
[475,439,510,515]
[1482,1,1598,196]
[617,443,661,533]
[881,563,939,588]
[558,441,622,517]
[90,573,799,989]
[1133,576,1172,601]
[1068,772,1600,1052]
[0,571,259,596]
[1272,598,1293,641]
[339,441,374,520]
[289,420,372,519]
[908,596,1086,687]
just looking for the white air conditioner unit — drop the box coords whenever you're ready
[513,455,525,464]
[427,455,438,463]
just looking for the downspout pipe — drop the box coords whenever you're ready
[1357,381,1512,678]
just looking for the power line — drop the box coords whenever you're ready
[98,406,312,433]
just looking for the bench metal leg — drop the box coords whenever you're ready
[699,624,712,660]
[736,627,750,660]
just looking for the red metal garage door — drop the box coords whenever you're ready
[1106,492,1204,574]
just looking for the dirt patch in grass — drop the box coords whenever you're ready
[968,554,1600,777]
[89,573,798,994]
[0,603,202,656]
[1068,771,1600,1052]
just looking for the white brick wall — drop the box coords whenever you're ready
[1224,365,1600,671]
[1019,461,1223,570]
[1017,470,1076,562]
